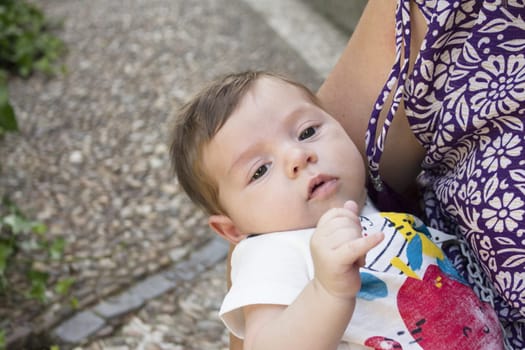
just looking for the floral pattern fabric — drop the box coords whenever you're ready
[367,0,525,347]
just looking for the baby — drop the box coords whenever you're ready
[170,71,503,349]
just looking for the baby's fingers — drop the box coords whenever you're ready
[317,204,360,230]
[343,200,359,214]
[335,232,384,266]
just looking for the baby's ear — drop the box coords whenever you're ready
[208,215,246,244]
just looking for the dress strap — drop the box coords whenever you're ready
[365,0,411,192]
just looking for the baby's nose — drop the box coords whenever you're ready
[286,147,317,177]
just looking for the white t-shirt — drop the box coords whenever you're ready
[220,203,504,349]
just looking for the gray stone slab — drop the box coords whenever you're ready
[165,259,200,281]
[188,238,229,268]
[242,0,348,78]
[53,310,105,343]
[5,325,32,349]
[300,0,366,34]
[128,274,176,300]
[93,291,144,319]
[165,238,229,281]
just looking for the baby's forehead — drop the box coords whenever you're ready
[241,77,315,109]
[252,76,301,93]
[206,79,308,159]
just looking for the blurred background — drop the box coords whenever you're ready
[0,0,365,349]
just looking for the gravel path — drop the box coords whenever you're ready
[0,0,348,348]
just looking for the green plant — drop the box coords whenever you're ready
[0,2,68,347]
[0,0,65,136]
[0,197,73,348]
[0,70,17,135]
[0,197,73,302]
[0,0,65,77]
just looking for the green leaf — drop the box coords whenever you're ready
[0,241,14,275]
[28,268,49,283]
[27,269,49,302]
[0,75,18,132]
[27,281,46,302]
[1,196,17,212]
[32,222,47,235]
[48,237,64,260]
[3,213,32,234]
[19,237,40,252]
[70,296,79,309]
[0,329,5,350]
[54,277,74,295]
[0,101,17,132]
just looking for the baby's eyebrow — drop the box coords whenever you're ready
[226,104,314,176]
[227,143,262,177]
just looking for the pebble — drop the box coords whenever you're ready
[69,150,84,164]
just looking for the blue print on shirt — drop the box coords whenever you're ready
[357,272,388,300]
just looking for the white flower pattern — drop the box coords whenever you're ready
[494,271,525,311]
[369,0,525,346]
[470,55,525,117]
[482,192,525,233]
[478,236,498,272]
[481,133,523,172]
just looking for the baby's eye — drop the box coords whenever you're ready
[299,126,316,140]
[251,164,269,182]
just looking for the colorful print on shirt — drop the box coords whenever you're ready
[358,212,503,349]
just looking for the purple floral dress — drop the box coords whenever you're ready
[366,0,525,348]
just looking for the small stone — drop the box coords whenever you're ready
[168,247,188,262]
[69,151,84,164]
[144,343,162,350]
[149,157,163,169]
[154,143,168,154]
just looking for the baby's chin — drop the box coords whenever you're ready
[248,200,353,234]
[251,218,319,235]
[313,197,352,214]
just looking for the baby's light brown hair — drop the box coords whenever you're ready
[170,71,319,215]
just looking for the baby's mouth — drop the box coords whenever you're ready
[308,175,338,200]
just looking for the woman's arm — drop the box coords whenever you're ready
[317,0,427,195]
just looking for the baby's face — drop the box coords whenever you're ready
[203,77,366,236]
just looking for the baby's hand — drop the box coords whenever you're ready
[310,201,383,300]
